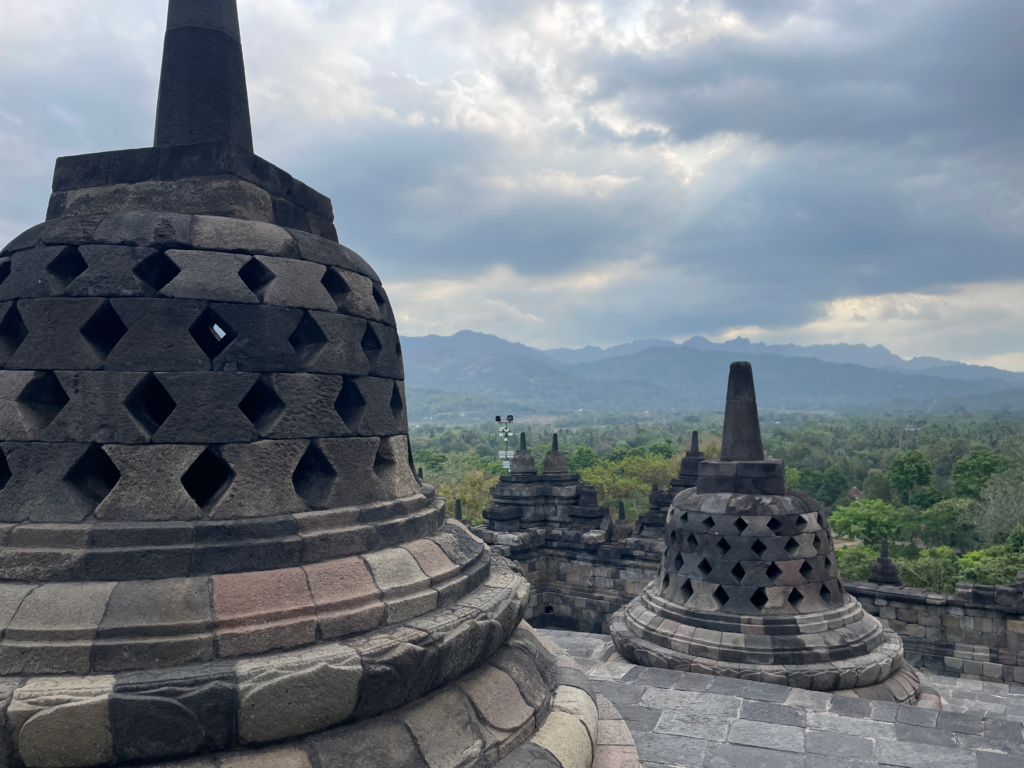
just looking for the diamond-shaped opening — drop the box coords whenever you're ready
[239,377,284,432]
[66,445,120,505]
[17,371,70,433]
[817,513,825,528]
[701,515,714,532]
[0,303,27,362]
[680,511,689,522]
[813,532,824,554]
[796,515,808,532]
[662,573,670,592]
[289,311,328,362]
[189,307,236,361]
[238,258,275,300]
[788,587,804,610]
[373,440,397,480]
[390,382,404,420]
[673,552,684,572]
[819,582,833,603]
[799,560,814,580]
[766,562,782,581]
[686,533,698,549]
[751,588,768,610]
[361,324,382,356]
[825,555,835,575]
[751,538,767,557]
[46,246,87,289]
[767,517,783,534]
[395,340,402,356]
[731,562,746,583]
[734,517,748,534]
[0,259,10,287]
[372,285,388,315]
[0,447,11,491]
[292,442,337,508]
[124,374,176,437]
[133,250,181,292]
[334,379,366,431]
[669,530,678,548]
[679,578,694,603]
[785,537,800,556]
[697,558,712,578]
[716,538,731,556]
[181,448,233,508]
[712,585,730,609]
[80,300,127,360]
[321,269,352,311]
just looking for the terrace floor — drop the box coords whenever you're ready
[536,629,1024,768]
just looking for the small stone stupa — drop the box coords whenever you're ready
[610,362,922,702]
[0,2,599,766]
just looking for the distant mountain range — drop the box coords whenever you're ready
[401,331,1024,422]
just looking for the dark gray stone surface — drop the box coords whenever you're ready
[541,628,1024,768]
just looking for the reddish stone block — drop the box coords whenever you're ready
[304,556,385,641]
[402,539,460,584]
[213,568,316,657]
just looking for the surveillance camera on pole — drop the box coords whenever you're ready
[495,415,515,473]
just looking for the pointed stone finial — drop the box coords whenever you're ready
[720,362,764,462]
[689,430,700,454]
[552,433,559,451]
[455,499,462,521]
[155,0,254,151]
[511,432,537,475]
[520,432,527,451]
[618,501,626,521]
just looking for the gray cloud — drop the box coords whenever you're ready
[1,0,1022,362]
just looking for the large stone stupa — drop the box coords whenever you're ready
[610,362,922,703]
[0,2,599,766]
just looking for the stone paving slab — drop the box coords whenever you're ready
[538,629,1024,768]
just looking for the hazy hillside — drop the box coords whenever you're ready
[402,332,1024,422]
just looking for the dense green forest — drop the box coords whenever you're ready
[412,411,1024,590]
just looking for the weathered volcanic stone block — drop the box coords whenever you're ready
[296,311,372,375]
[236,643,361,744]
[460,665,534,731]
[206,303,303,372]
[161,250,257,303]
[252,373,349,439]
[96,444,207,521]
[106,298,210,371]
[0,246,83,300]
[309,720,422,768]
[0,442,111,523]
[255,256,335,311]
[110,664,237,763]
[304,556,385,640]
[212,567,317,656]
[0,581,117,674]
[363,547,437,624]
[191,216,297,258]
[403,688,485,768]
[92,211,193,248]
[152,372,259,443]
[94,577,215,672]
[8,298,119,370]
[210,440,309,518]
[8,677,116,768]
[65,245,160,297]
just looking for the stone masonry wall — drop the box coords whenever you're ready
[840,580,1024,684]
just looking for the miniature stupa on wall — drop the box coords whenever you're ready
[0,2,600,766]
[610,362,922,703]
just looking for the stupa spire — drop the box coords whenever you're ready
[720,361,764,461]
[154,0,253,151]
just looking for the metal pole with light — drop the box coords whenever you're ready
[495,415,514,474]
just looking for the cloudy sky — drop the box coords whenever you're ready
[1,1,1022,366]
